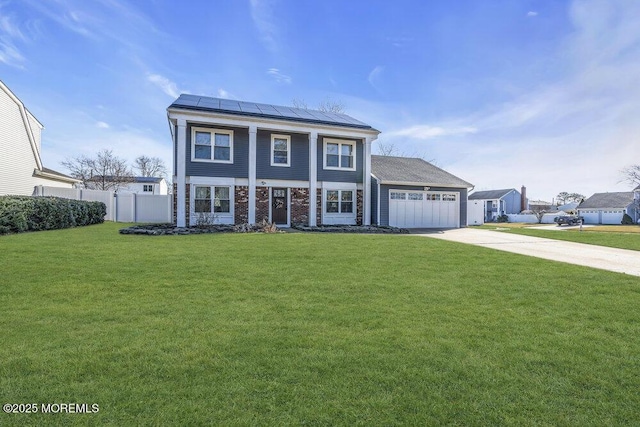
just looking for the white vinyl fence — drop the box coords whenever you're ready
[33,186,172,223]
[506,213,561,224]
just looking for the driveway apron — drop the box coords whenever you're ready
[412,228,640,277]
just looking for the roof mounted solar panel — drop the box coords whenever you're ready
[169,94,374,129]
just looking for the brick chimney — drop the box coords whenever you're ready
[520,186,527,212]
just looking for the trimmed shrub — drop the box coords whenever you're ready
[621,213,634,225]
[496,214,509,223]
[0,196,106,235]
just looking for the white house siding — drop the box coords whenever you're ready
[32,175,75,190]
[119,180,168,195]
[0,87,40,196]
[26,111,42,155]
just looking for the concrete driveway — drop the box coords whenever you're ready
[411,228,640,277]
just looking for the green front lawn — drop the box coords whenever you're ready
[479,225,640,251]
[2,223,640,425]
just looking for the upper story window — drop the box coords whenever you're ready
[192,127,233,163]
[323,139,356,171]
[143,185,153,192]
[271,134,290,167]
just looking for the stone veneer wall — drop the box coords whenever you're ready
[290,187,309,226]
[234,186,249,224]
[316,188,323,225]
[356,189,363,226]
[172,182,177,224]
[256,186,270,223]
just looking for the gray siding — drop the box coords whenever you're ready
[503,190,522,214]
[256,130,309,181]
[317,136,364,183]
[371,176,379,224]
[185,124,249,178]
[379,184,468,227]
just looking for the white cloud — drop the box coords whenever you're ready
[387,125,477,140]
[375,0,640,202]
[267,68,291,84]
[96,121,109,129]
[527,11,538,17]
[0,7,27,67]
[217,88,238,99]
[147,73,181,98]
[250,0,279,53]
[368,65,384,91]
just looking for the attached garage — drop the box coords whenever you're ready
[388,190,459,228]
[370,155,473,228]
[577,192,637,225]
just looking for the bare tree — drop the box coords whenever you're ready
[621,165,640,187]
[62,149,134,192]
[134,155,167,178]
[317,97,345,114]
[291,98,308,110]
[291,97,345,114]
[556,192,585,205]
[374,141,436,164]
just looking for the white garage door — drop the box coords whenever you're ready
[389,190,459,228]
[602,210,624,225]
[580,210,599,224]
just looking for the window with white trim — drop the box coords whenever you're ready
[194,185,231,213]
[271,135,290,167]
[192,127,233,163]
[326,190,353,213]
[324,139,355,170]
[143,185,153,192]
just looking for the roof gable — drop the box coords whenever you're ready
[169,94,375,130]
[371,155,472,188]
[469,189,516,200]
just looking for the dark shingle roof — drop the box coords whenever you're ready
[371,155,472,188]
[468,189,516,200]
[169,94,375,130]
[133,176,163,183]
[578,192,634,209]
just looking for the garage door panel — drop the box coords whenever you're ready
[389,190,459,228]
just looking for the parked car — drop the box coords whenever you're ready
[554,215,583,226]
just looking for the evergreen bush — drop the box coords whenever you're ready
[0,196,106,234]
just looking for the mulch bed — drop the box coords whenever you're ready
[119,223,409,235]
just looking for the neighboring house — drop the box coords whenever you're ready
[577,192,638,224]
[0,80,78,195]
[119,177,168,195]
[167,94,380,227]
[370,155,473,228]
[468,187,527,223]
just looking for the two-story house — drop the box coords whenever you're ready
[167,95,379,227]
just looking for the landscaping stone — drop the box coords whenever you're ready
[290,224,409,234]
[119,223,409,235]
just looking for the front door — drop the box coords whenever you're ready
[272,188,288,225]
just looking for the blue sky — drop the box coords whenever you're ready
[1,0,639,202]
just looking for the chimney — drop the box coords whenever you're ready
[520,186,527,212]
